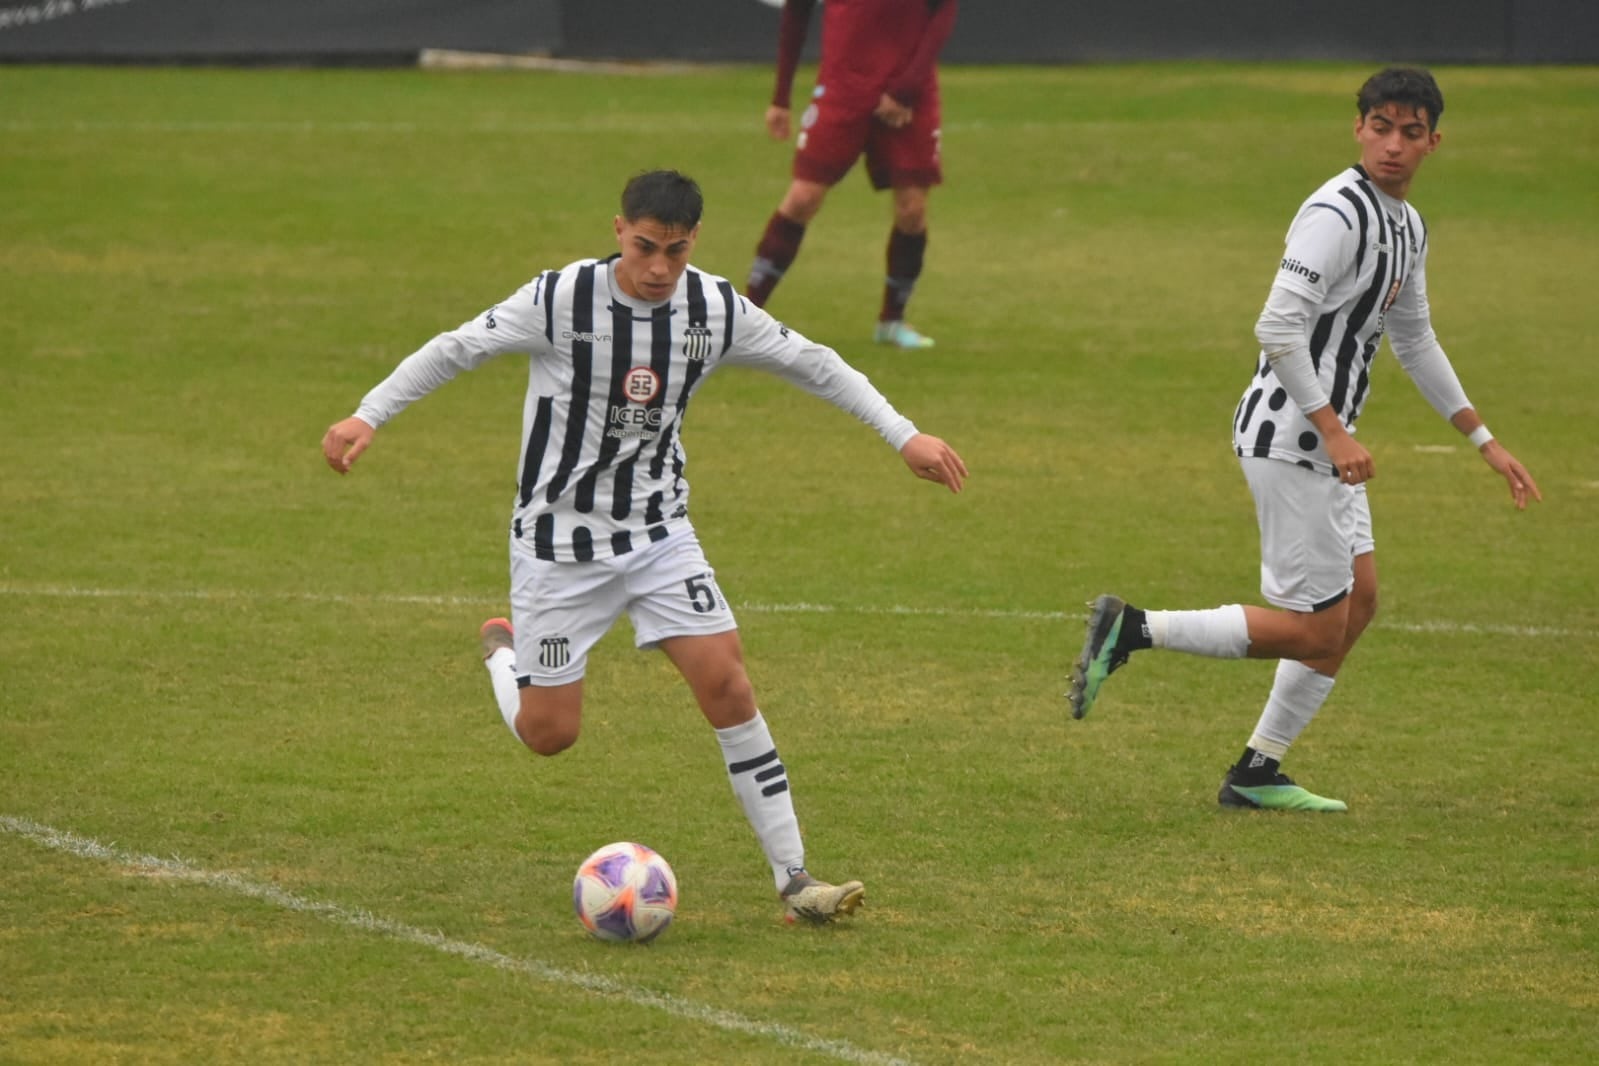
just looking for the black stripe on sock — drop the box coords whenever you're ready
[728,749,778,775]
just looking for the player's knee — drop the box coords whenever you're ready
[700,667,756,724]
[513,681,584,755]
[713,667,756,711]
[514,706,580,756]
[528,735,576,757]
[1289,613,1346,661]
[780,187,825,223]
[1300,633,1344,661]
[894,204,928,233]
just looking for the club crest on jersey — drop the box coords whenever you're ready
[683,325,713,362]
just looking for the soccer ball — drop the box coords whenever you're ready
[572,841,678,943]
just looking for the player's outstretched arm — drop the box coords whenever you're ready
[322,415,376,475]
[900,433,967,494]
[1479,438,1542,511]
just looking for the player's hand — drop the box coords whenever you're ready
[1323,430,1374,486]
[873,94,912,129]
[322,416,376,475]
[1480,440,1542,511]
[764,105,791,141]
[901,433,967,494]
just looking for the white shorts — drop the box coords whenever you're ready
[507,528,737,687]
[1241,458,1374,613]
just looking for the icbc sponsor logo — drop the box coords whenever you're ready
[608,367,665,440]
[622,366,660,404]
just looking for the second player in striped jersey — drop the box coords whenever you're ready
[1067,69,1539,813]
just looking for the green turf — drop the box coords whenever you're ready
[2,61,1596,1065]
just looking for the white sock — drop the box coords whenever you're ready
[483,647,522,739]
[1148,605,1249,658]
[1248,659,1336,756]
[716,712,804,893]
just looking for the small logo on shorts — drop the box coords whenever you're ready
[538,636,571,670]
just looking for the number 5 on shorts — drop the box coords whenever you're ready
[684,574,719,613]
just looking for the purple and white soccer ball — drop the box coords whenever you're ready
[573,842,678,943]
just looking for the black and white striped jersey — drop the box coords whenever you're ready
[1234,165,1432,475]
[354,256,918,561]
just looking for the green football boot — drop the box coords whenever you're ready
[1066,594,1132,719]
[1218,768,1348,812]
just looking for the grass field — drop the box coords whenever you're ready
[2,60,1596,1064]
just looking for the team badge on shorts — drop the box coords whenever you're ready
[538,636,571,670]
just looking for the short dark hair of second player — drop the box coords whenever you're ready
[1356,67,1445,130]
[621,170,704,229]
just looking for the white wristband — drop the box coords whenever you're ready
[1468,425,1494,448]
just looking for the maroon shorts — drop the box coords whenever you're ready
[792,87,942,191]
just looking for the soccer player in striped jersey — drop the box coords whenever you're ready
[323,170,966,923]
[1066,68,1540,811]
[746,0,958,349]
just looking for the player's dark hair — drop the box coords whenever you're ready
[1357,67,1444,130]
[621,170,703,229]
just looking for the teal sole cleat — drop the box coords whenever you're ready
[1066,594,1129,719]
[873,320,936,349]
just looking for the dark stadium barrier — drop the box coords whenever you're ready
[1,0,1594,64]
[0,0,562,64]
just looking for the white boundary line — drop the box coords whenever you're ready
[0,815,913,1066]
[0,583,1591,640]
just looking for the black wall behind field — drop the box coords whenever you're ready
[559,0,1599,65]
[2,0,1594,64]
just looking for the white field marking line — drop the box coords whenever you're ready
[0,815,914,1066]
[0,583,1591,641]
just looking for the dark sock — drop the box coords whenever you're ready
[879,227,927,322]
[1231,747,1281,783]
[746,213,807,308]
[1117,606,1153,653]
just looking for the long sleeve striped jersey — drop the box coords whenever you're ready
[1233,165,1434,476]
[354,256,919,561]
